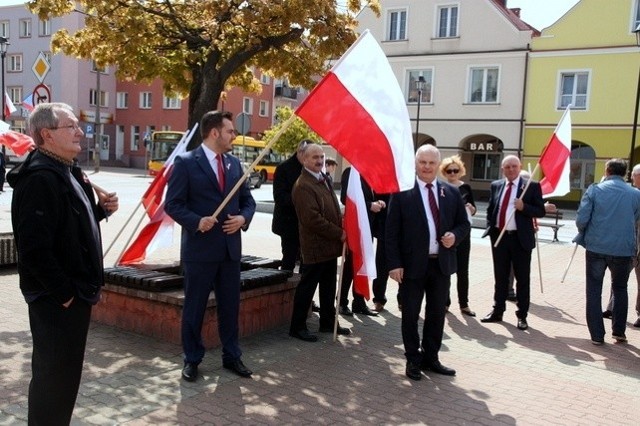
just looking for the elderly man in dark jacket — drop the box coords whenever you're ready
[288,143,350,342]
[9,102,118,425]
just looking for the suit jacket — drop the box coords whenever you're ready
[292,169,343,264]
[165,146,256,262]
[484,177,545,250]
[271,154,302,238]
[385,179,470,279]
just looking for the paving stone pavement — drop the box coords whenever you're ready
[1,168,639,425]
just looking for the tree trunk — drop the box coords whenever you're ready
[187,63,223,151]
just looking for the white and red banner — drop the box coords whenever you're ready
[119,125,197,265]
[539,107,572,198]
[296,29,415,194]
[344,167,376,299]
[21,93,35,113]
[0,120,36,156]
[4,92,17,118]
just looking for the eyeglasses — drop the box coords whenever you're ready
[445,169,460,175]
[50,124,81,131]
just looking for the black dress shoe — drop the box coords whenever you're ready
[517,318,529,330]
[353,306,378,316]
[318,325,351,335]
[634,317,640,328]
[602,310,613,319]
[311,301,320,313]
[405,361,422,381]
[289,329,318,342]
[181,362,198,382]
[421,360,456,376]
[461,307,476,317]
[507,292,517,302]
[223,359,253,378]
[339,306,353,316]
[480,311,503,323]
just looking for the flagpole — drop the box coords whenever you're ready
[535,227,543,293]
[493,163,540,247]
[113,202,158,267]
[206,114,297,220]
[561,244,579,283]
[334,242,348,342]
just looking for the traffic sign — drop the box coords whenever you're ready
[32,52,51,83]
[85,124,94,137]
[235,113,251,136]
[32,84,51,105]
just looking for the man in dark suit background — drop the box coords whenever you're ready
[272,140,309,272]
[166,110,256,382]
[386,144,470,381]
[481,155,545,331]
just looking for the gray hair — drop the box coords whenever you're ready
[632,163,640,176]
[28,103,75,146]
[415,143,440,161]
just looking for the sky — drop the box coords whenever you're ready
[1,0,581,31]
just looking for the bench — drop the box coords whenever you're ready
[537,210,564,242]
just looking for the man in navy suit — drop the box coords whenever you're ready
[481,155,545,331]
[386,144,470,381]
[166,111,256,381]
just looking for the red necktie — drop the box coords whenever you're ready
[216,154,225,191]
[426,183,440,237]
[498,182,513,229]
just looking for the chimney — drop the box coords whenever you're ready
[509,7,521,17]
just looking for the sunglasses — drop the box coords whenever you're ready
[445,169,460,175]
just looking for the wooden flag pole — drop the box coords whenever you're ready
[334,242,348,342]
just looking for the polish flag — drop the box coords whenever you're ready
[118,203,175,265]
[0,120,36,156]
[141,125,196,217]
[4,92,17,117]
[539,107,572,198]
[22,93,35,113]
[296,29,415,194]
[344,167,376,300]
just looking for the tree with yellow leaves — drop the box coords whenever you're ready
[28,0,380,149]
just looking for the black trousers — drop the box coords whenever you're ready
[401,259,450,365]
[339,249,369,310]
[280,234,300,272]
[28,296,92,426]
[372,239,390,305]
[490,232,532,318]
[448,235,471,308]
[290,258,338,332]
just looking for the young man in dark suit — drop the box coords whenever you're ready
[386,144,470,381]
[481,155,545,331]
[166,110,256,381]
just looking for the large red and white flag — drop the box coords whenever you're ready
[119,125,197,264]
[4,92,17,118]
[296,29,415,194]
[141,125,196,217]
[344,167,376,300]
[539,107,572,198]
[0,120,36,156]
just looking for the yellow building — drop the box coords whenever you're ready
[524,0,640,204]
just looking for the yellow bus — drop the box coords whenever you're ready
[147,130,185,176]
[231,136,285,182]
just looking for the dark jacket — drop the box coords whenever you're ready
[271,153,303,237]
[292,169,343,264]
[7,150,107,305]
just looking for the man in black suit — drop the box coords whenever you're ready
[386,144,470,381]
[272,140,309,272]
[481,155,545,331]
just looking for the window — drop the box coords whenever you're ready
[243,97,253,114]
[387,9,407,41]
[437,5,459,38]
[90,89,108,107]
[163,95,181,109]
[0,21,9,38]
[39,19,51,36]
[131,125,140,151]
[472,153,502,181]
[116,92,128,109]
[570,144,595,190]
[469,66,499,103]
[260,74,270,84]
[559,71,589,109]
[8,87,23,104]
[259,100,269,117]
[634,0,640,31]
[406,69,433,104]
[19,19,31,38]
[8,54,23,72]
[140,92,152,109]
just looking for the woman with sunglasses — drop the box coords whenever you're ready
[440,155,476,316]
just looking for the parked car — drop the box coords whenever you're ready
[243,162,262,189]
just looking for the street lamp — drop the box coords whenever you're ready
[629,24,640,173]
[415,75,426,147]
[1,36,9,156]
